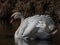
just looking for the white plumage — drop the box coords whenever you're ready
[11,12,57,40]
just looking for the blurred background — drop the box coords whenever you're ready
[0,0,60,45]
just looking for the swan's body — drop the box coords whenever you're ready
[11,12,57,40]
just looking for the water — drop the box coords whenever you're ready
[15,38,55,45]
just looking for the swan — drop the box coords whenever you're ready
[10,12,57,40]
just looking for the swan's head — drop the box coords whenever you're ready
[10,12,22,23]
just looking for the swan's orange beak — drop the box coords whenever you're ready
[10,16,14,24]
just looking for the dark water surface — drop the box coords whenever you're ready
[15,38,55,45]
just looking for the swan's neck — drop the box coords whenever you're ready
[19,15,24,23]
[15,15,24,39]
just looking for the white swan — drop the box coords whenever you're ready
[10,12,57,40]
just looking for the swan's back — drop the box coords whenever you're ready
[28,15,55,26]
[28,15,40,22]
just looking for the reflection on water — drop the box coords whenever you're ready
[15,38,55,45]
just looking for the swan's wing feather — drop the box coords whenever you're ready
[40,15,56,31]
[40,15,55,25]
[22,20,38,37]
